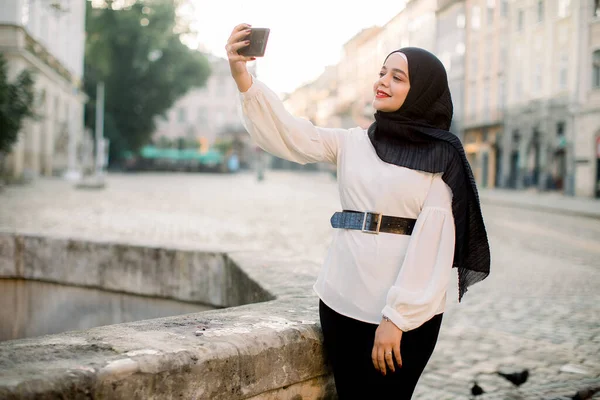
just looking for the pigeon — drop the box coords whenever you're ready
[470,381,485,396]
[571,386,600,400]
[496,369,529,387]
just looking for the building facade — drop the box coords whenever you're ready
[279,0,600,197]
[0,0,88,180]
[436,0,467,140]
[499,0,600,197]
[572,0,600,197]
[463,0,508,189]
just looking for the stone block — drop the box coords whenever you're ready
[0,233,16,277]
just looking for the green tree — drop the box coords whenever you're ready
[0,54,36,155]
[84,0,211,164]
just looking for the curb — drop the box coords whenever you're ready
[480,196,600,220]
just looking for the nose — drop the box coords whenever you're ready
[378,74,390,87]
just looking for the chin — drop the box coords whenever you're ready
[372,99,385,112]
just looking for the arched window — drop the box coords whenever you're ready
[594,50,600,88]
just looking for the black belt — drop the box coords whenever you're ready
[330,210,416,235]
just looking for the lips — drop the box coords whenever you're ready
[376,90,390,98]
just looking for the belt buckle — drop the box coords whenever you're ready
[362,212,382,234]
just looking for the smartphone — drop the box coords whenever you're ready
[239,28,270,57]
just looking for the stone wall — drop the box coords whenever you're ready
[0,232,335,399]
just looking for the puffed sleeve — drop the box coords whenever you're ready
[237,76,347,165]
[381,174,455,331]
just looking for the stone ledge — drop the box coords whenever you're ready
[0,232,335,399]
[0,232,274,308]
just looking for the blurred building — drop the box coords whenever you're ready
[275,0,600,197]
[499,0,600,198]
[572,0,600,198]
[463,0,508,189]
[436,0,467,140]
[284,65,337,127]
[0,0,88,180]
[152,55,253,148]
[286,0,460,133]
[335,26,383,129]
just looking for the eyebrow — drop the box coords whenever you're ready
[381,66,408,79]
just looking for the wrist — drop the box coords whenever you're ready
[382,314,403,332]
[232,70,252,92]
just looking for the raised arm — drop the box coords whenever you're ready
[226,24,346,165]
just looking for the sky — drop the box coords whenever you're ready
[184,1,408,96]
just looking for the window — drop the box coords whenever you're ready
[593,51,600,88]
[559,53,568,89]
[501,0,509,17]
[457,13,466,28]
[498,79,505,113]
[517,9,524,31]
[483,81,490,120]
[557,122,565,137]
[499,41,508,66]
[178,108,186,123]
[537,0,544,22]
[21,0,31,25]
[534,63,542,93]
[472,6,481,30]
[487,0,495,23]
[595,0,600,17]
[484,44,492,74]
[557,0,570,18]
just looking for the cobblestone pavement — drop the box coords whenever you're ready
[1,171,599,400]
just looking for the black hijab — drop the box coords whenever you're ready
[368,47,490,301]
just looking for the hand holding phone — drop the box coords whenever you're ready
[226,24,262,92]
[238,28,270,57]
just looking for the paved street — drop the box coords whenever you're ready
[1,171,599,399]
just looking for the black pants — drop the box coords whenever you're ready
[319,300,443,400]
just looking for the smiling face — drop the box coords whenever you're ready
[372,52,411,113]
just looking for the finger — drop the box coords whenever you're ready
[231,23,251,35]
[371,346,379,372]
[230,40,250,53]
[377,348,387,376]
[229,29,252,45]
[385,349,395,373]
[394,343,402,368]
[228,54,256,63]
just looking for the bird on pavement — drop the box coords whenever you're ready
[470,381,485,396]
[496,369,529,387]
[571,386,600,400]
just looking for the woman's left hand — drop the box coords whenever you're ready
[371,318,403,376]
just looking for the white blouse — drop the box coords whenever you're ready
[238,77,455,332]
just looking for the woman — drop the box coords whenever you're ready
[226,24,490,399]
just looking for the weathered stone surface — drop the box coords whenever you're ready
[0,234,15,277]
[0,234,271,307]
[0,233,328,400]
[0,293,332,399]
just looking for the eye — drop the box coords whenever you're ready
[378,72,385,77]
[393,76,402,81]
